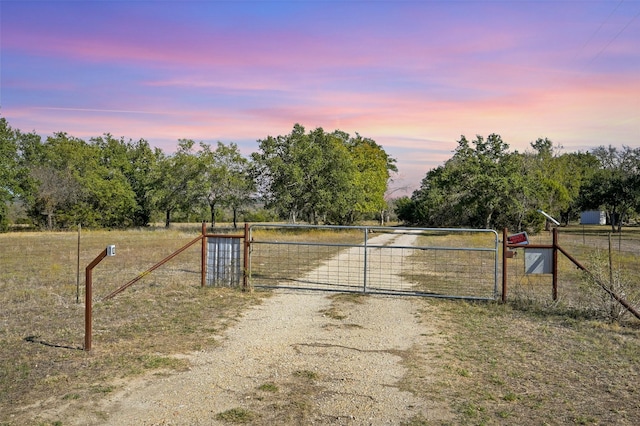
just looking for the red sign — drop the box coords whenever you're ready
[507,232,529,245]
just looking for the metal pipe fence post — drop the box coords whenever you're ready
[201,222,207,287]
[85,247,111,351]
[363,227,369,294]
[552,227,558,301]
[243,223,250,291]
[493,230,499,300]
[502,228,508,303]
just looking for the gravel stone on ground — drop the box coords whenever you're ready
[66,231,453,425]
[68,290,451,425]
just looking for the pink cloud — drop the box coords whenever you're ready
[3,1,638,196]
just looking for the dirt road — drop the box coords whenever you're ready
[65,232,453,425]
[67,291,449,425]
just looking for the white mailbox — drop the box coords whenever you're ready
[106,245,116,257]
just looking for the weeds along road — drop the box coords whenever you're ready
[66,232,453,425]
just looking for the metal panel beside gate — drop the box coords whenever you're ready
[524,248,553,274]
[206,237,241,286]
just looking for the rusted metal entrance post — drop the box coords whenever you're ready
[243,223,250,291]
[552,227,558,301]
[201,222,207,287]
[502,228,639,318]
[502,228,508,303]
[85,245,115,351]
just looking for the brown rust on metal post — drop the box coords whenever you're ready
[502,228,508,303]
[85,248,108,351]
[201,222,207,287]
[552,227,558,301]
[243,222,250,291]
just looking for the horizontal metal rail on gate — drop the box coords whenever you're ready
[367,244,496,252]
[250,240,359,248]
[251,239,495,253]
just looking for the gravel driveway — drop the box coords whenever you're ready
[67,232,453,425]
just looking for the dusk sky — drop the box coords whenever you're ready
[2,0,639,195]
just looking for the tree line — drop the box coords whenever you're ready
[0,118,396,231]
[395,134,640,233]
[3,115,638,233]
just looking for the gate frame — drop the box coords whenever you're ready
[248,224,500,300]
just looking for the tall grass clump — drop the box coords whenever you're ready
[578,249,640,322]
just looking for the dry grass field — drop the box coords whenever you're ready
[0,226,267,425]
[1,224,639,425]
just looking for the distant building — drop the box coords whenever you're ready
[580,210,606,225]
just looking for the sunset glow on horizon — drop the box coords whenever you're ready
[2,0,639,194]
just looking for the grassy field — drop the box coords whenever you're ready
[0,226,267,425]
[1,224,639,425]
[403,299,640,425]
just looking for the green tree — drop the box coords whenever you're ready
[336,133,397,225]
[223,151,255,229]
[200,142,254,227]
[252,124,320,223]
[403,134,529,230]
[153,139,205,227]
[0,118,24,230]
[92,134,160,227]
[25,132,138,228]
[29,165,81,229]
[125,139,161,226]
[394,196,415,224]
[579,146,640,232]
[403,163,466,227]
[525,139,599,227]
[301,127,354,224]
[450,134,521,229]
[551,152,599,225]
[25,132,93,228]
[252,124,395,225]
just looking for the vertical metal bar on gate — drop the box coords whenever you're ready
[363,227,369,293]
[494,230,500,300]
[502,228,508,302]
[552,228,558,301]
[201,222,207,287]
[243,223,249,291]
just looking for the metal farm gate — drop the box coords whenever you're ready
[248,224,499,300]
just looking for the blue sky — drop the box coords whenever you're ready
[2,0,639,194]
